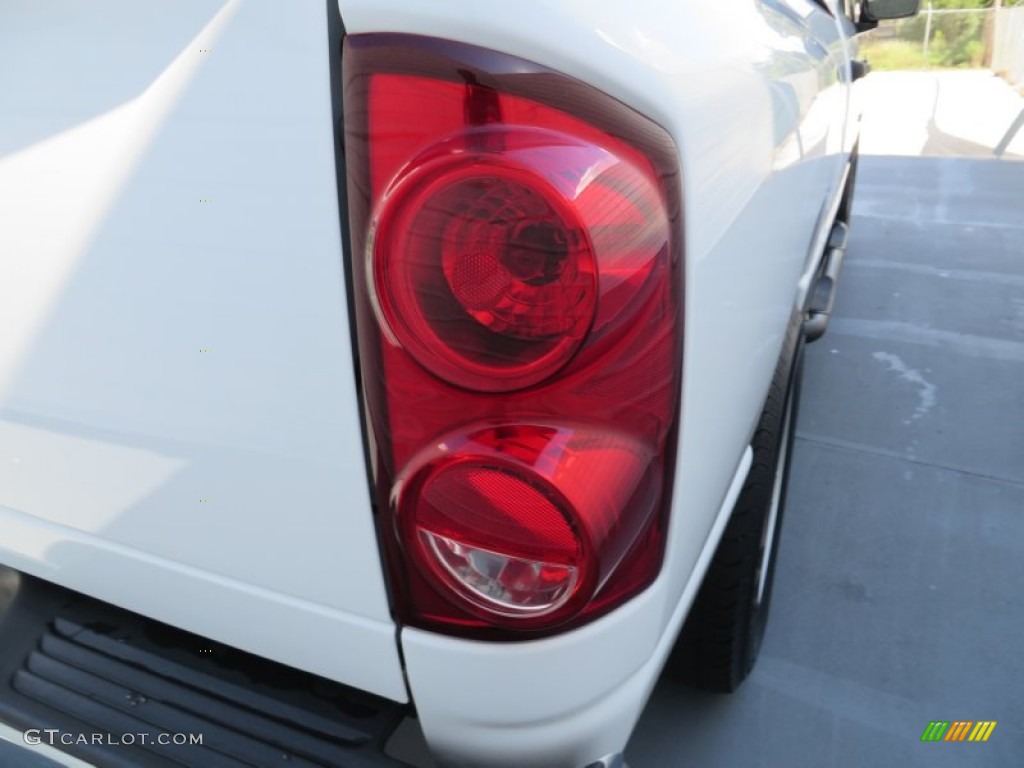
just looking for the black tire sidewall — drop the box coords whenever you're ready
[668,319,806,692]
[744,334,804,673]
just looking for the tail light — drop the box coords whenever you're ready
[344,35,682,638]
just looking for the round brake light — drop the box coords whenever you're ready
[371,131,599,392]
[394,424,659,627]
[411,460,585,618]
[395,425,602,625]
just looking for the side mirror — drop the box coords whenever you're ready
[858,0,921,31]
[862,0,921,22]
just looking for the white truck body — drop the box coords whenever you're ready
[0,1,905,766]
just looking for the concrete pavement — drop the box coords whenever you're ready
[859,70,1024,158]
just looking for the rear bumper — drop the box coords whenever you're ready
[0,574,409,768]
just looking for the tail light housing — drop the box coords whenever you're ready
[344,35,683,638]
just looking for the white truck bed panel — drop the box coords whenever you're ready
[0,0,405,702]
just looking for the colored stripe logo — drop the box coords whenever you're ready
[921,721,996,742]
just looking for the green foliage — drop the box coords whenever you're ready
[861,3,993,70]
[859,40,928,69]
[926,0,990,7]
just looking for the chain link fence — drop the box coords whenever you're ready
[860,6,1024,85]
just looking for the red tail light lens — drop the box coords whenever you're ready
[373,132,601,391]
[407,441,586,619]
[344,35,683,638]
[395,425,659,626]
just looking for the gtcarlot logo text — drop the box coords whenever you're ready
[24,729,203,747]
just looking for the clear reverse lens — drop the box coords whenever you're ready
[419,530,579,615]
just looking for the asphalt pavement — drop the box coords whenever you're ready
[627,73,1024,768]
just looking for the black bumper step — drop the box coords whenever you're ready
[0,576,408,767]
[804,220,849,342]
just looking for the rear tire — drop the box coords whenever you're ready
[667,320,804,692]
